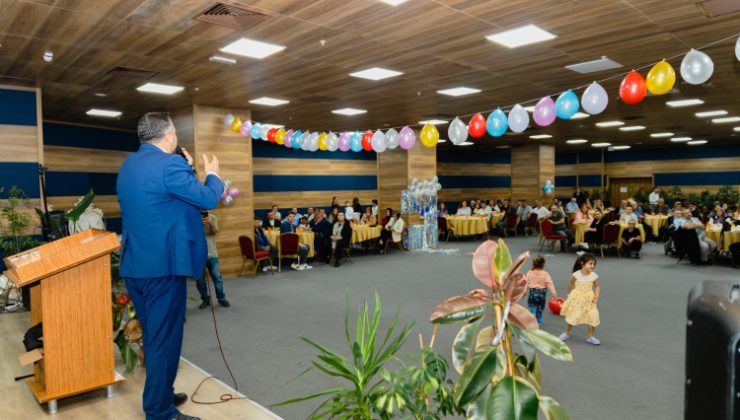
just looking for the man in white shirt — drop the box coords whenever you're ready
[532,200,550,220]
[271,204,282,221]
[306,207,315,224]
[343,200,355,221]
[619,206,639,224]
[648,187,660,211]
[565,197,579,213]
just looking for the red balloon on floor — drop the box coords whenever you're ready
[361,130,373,151]
[549,297,565,315]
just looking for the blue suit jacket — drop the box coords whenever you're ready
[117,144,224,278]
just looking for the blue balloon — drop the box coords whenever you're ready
[250,123,262,140]
[292,130,303,149]
[350,131,363,152]
[555,90,579,120]
[486,108,508,137]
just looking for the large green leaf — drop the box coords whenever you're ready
[508,303,539,331]
[430,295,491,324]
[452,318,484,375]
[539,395,571,420]
[493,240,512,284]
[524,329,573,362]
[64,188,94,222]
[454,347,498,407]
[487,376,539,420]
[510,324,536,362]
[465,383,492,420]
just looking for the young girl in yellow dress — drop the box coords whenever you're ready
[559,253,601,345]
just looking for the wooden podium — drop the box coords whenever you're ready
[3,229,124,414]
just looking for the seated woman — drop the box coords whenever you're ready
[456,200,471,216]
[379,208,393,246]
[583,210,606,245]
[473,202,484,217]
[437,202,449,216]
[387,211,405,251]
[360,207,377,226]
[574,203,593,224]
[620,220,642,258]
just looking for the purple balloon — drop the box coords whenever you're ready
[220,190,228,199]
[398,126,416,150]
[227,187,240,198]
[533,96,556,127]
[284,129,294,148]
[338,131,351,152]
[239,121,251,136]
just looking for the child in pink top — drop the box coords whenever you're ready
[526,255,557,325]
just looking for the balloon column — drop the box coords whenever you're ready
[220,179,238,207]
[401,176,443,251]
[543,180,554,196]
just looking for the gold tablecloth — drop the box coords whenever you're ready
[722,230,740,252]
[572,221,590,245]
[489,212,505,228]
[266,230,315,257]
[644,214,669,237]
[705,225,722,249]
[351,225,382,244]
[445,216,488,236]
[617,222,645,243]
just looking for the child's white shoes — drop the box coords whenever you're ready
[558,333,570,341]
[585,336,601,345]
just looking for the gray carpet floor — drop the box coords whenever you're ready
[181,236,740,419]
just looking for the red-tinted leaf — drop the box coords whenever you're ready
[508,303,539,330]
[469,288,490,298]
[503,272,528,303]
[505,251,530,281]
[472,240,498,290]
[431,295,491,324]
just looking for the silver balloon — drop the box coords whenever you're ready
[508,104,529,133]
[384,128,399,149]
[448,117,468,145]
[736,35,740,62]
[224,114,235,127]
[326,132,339,151]
[222,195,234,206]
[581,82,608,115]
[680,49,714,85]
[260,125,270,140]
[371,130,386,153]
[308,132,319,152]
[223,179,232,190]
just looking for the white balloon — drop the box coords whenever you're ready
[301,132,311,150]
[308,132,319,152]
[581,81,608,115]
[260,125,270,140]
[371,130,386,153]
[736,35,740,62]
[680,49,714,85]
[222,195,234,206]
[326,132,339,151]
[223,179,232,190]
[385,128,399,149]
[508,104,530,133]
[448,117,469,145]
[224,114,235,127]
[432,175,438,183]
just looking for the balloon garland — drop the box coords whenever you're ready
[224,35,737,154]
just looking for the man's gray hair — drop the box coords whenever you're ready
[138,112,173,144]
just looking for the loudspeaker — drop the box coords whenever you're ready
[686,281,740,420]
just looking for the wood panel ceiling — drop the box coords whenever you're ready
[1,0,738,151]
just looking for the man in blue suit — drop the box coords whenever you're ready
[117,112,223,420]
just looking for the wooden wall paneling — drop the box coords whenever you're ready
[0,125,39,162]
[377,148,408,213]
[44,146,129,173]
[436,162,511,176]
[253,190,378,211]
[253,158,377,176]
[437,188,512,203]
[407,141,436,182]
[171,108,195,153]
[511,144,554,202]
[46,195,120,218]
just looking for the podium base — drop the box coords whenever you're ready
[26,371,125,410]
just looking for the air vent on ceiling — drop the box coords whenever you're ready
[106,67,158,79]
[300,95,338,103]
[194,3,268,30]
[694,0,740,17]
[565,57,623,74]
[423,62,471,77]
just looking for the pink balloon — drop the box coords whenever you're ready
[284,129,294,148]
[533,96,556,127]
[227,187,239,198]
[338,131,351,152]
[398,126,416,150]
[220,190,228,199]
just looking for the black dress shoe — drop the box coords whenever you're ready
[198,300,210,310]
[173,392,188,407]
[218,299,231,308]
[175,414,200,420]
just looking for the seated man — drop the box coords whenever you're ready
[653,198,669,215]
[280,212,312,270]
[253,218,278,271]
[532,200,550,220]
[620,220,642,258]
[565,197,579,213]
[516,199,532,233]
[620,205,639,224]
[290,207,302,225]
[545,204,573,251]
[675,209,717,263]
[310,210,332,263]
[271,204,282,221]
[305,207,316,224]
[330,211,352,267]
[265,211,280,229]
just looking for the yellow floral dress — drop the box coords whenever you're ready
[560,271,600,327]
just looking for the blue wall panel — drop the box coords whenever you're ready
[45,172,118,196]
[437,149,511,164]
[654,171,740,186]
[43,122,139,152]
[0,162,40,198]
[252,141,376,160]
[0,89,36,126]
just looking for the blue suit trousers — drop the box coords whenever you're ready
[125,276,186,420]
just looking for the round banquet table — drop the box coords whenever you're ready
[705,224,722,249]
[643,214,669,237]
[572,221,590,245]
[445,216,488,237]
[266,230,315,257]
[351,225,382,244]
[722,229,740,252]
[489,212,505,228]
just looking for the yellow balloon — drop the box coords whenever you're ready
[420,123,439,148]
[318,132,328,151]
[275,128,286,145]
[646,60,676,95]
[231,116,242,132]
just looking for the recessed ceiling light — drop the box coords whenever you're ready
[262,123,284,129]
[496,145,511,149]
[596,121,624,127]
[529,134,552,139]
[209,55,237,65]
[695,110,728,118]
[249,97,290,106]
[666,98,704,107]
[612,145,631,150]
[687,140,707,145]
[565,57,623,74]
[436,87,481,97]
[671,137,692,142]
[712,116,740,124]
[485,24,556,48]
[437,139,447,143]
[619,125,645,131]
[458,141,474,146]
[734,127,740,132]
[566,139,588,144]
[591,142,611,147]
[332,108,367,116]
[419,119,448,125]
[650,132,674,138]
[86,108,122,118]
[378,0,407,5]
[137,82,184,95]
[570,112,590,120]
[94,92,107,97]
[219,37,286,59]
[349,67,403,81]
[43,51,53,62]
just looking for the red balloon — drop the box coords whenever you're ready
[468,113,486,138]
[548,297,564,315]
[619,70,647,105]
[267,128,278,142]
[361,130,373,151]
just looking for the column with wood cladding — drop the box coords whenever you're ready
[173,105,254,278]
[510,144,554,202]
[377,141,436,213]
